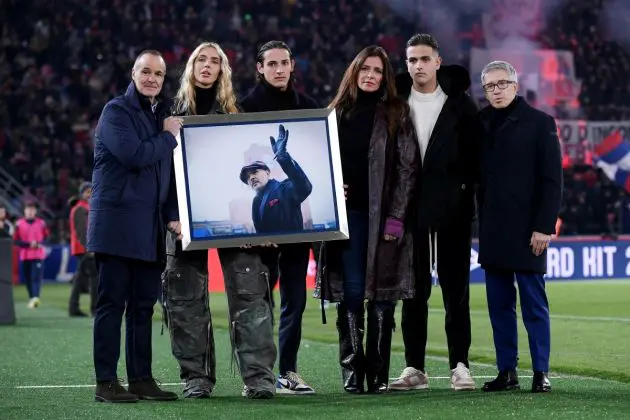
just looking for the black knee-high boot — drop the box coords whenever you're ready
[336,302,365,393]
[365,301,395,393]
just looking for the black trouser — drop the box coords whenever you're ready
[93,253,163,383]
[259,243,310,376]
[161,249,215,386]
[69,253,98,315]
[401,220,472,371]
[21,259,43,298]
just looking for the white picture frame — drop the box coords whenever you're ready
[173,108,349,250]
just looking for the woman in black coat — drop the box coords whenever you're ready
[315,45,419,394]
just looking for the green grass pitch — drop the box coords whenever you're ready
[1,281,629,419]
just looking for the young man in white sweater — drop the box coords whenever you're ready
[393,33,482,392]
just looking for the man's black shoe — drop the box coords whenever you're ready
[532,371,551,393]
[70,311,88,317]
[482,370,520,392]
[128,378,178,401]
[95,380,139,403]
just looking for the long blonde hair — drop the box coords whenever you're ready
[174,42,239,115]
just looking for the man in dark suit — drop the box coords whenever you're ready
[239,125,312,234]
[477,60,563,393]
[240,40,318,395]
[88,49,182,403]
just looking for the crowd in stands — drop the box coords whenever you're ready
[541,0,630,121]
[1,0,629,243]
[537,0,630,236]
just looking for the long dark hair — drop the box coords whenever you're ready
[328,45,406,138]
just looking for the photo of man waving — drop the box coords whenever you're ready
[240,124,313,234]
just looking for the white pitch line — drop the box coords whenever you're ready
[549,314,630,323]
[15,376,595,389]
[428,309,630,323]
[389,375,572,381]
[10,341,623,390]
[15,382,184,389]
[425,354,495,369]
[310,342,623,383]
[11,354,612,390]
[17,377,583,390]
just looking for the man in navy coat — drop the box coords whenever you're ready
[477,60,562,394]
[87,50,183,403]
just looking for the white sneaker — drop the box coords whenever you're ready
[450,362,475,391]
[276,372,315,395]
[27,297,41,309]
[388,367,429,391]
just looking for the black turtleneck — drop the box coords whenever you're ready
[259,79,299,111]
[489,95,520,135]
[339,89,381,212]
[194,84,218,115]
[240,78,318,112]
[487,95,521,150]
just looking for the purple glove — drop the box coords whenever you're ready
[384,218,403,238]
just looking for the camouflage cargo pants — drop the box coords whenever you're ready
[161,234,216,390]
[218,247,277,394]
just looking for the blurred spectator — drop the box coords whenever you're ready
[0,204,14,236]
[541,0,630,120]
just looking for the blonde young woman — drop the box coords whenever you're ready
[162,42,277,400]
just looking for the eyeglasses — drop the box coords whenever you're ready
[482,80,515,92]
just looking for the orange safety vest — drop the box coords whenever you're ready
[70,200,89,255]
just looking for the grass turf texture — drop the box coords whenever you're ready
[1,281,629,419]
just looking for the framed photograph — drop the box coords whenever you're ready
[173,108,349,250]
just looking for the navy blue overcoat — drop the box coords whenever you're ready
[87,82,177,262]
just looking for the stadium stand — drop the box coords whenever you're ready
[1,0,629,242]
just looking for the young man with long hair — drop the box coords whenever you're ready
[239,40,318,395]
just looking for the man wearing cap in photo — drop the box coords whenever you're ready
[239,124,313,235]
[68,181,97,317]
